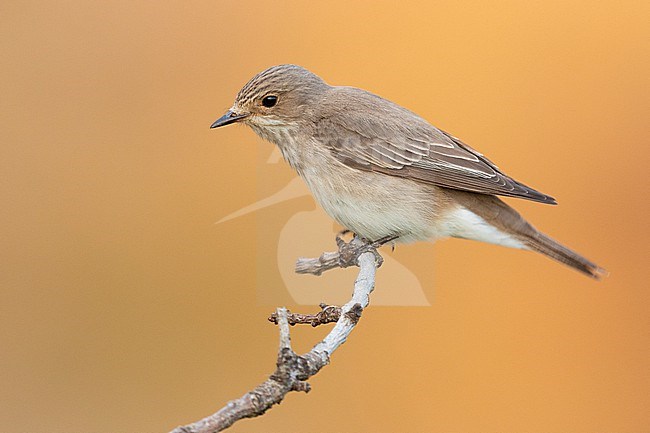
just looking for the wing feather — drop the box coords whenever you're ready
[317,87,556,204]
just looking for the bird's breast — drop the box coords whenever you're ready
[298,148,451,242]
[251,124,454,242]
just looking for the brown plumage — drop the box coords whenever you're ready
[451,191,604,278]
[211,64,606,279]
[315,86,556,204]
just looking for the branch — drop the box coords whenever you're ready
[295,234,396,275]
[268,303,341,327]
[170,243,380,433]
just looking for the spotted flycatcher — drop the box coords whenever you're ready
[211,64,605,278]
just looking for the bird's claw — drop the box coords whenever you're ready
[335,233,398,269]
[335,229,352,249]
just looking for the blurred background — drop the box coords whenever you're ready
[1,1,648,432]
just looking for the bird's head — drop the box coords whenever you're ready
[211,64,329,133]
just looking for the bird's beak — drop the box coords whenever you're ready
[210,110,249,129]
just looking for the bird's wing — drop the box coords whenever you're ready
[317,90,556,204]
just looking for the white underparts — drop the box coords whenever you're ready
[442,207,528,249]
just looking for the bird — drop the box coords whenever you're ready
[210,64,605,279]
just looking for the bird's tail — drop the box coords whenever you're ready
[523,231,607,279]
[450,191,607,279]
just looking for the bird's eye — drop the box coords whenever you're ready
[262,95,278,108]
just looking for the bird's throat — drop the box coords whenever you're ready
[248,123,305,172]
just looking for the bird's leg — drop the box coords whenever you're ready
[371,234,399,248]
[369,234,398,264]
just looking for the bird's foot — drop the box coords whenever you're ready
[337,234,399,269]
[335,229,353,248]
[295,233,398,276]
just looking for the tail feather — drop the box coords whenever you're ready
[450,191,607,279]
[524,231,608,280]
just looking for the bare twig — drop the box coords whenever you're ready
[268,303,341,327]
[170,244,380,433]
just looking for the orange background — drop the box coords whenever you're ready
[1,1,649,432]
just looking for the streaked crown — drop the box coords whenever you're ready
[235,64,328,107]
